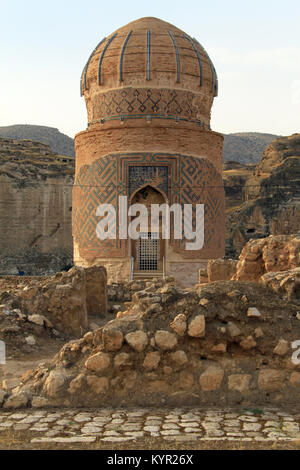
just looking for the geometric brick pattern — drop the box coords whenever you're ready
[73,153,224,260]
[90,88,201,124]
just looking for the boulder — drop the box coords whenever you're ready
[43,370,68,398]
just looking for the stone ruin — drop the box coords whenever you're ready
[0,234,299,410]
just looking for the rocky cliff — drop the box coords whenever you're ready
[225,134,300,258]
[0,138,74,274]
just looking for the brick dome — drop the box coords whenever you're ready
[80,17,218,128]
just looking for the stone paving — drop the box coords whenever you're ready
[0,408,299,444]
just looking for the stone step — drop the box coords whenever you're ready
[133,271,164,280]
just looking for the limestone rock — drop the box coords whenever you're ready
[143,352,161,371]
[247,307,261,318]
[273,339,289,356]
[170,314,187,337]
[28,315,53,328]
[199,366,224,392]
[228,374,252,393]
[44,370,68,398]
[234,235,300,282]
[102,328,124,352]
[125,331,148,352]
[155,331,178,351]
[188,315,205,338]
[258,369,286,391]
[85,352,111,372]
[260,267,300,301]
[170,350,188,366]
[3,392,30,409]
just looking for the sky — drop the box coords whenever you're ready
[0,0,299,139]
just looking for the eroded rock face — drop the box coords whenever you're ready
[260,267,300,301]
[0,138,74,275]
[233,234,300,282]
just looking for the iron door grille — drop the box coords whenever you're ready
[138,233,159,271]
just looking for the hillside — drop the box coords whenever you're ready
[0,125,281,164]
[223,132,280,164]
[0,125,75,157]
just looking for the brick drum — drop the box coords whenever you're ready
[73,17,225,286]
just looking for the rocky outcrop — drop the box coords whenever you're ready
[226,135,300,258]
[5,278,299,408]
[233,234,300,282]
[0,138,74,275]
[260,268,300,301]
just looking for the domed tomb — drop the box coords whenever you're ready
[73,17,225,287]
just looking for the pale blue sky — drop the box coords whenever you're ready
[1,0,299,138]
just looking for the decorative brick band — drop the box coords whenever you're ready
[89,87,211,125]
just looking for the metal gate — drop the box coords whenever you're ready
[138,232,159,271]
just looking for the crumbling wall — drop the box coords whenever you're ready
[4,278,300,409]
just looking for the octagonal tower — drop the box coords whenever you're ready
[73,17,225,286]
